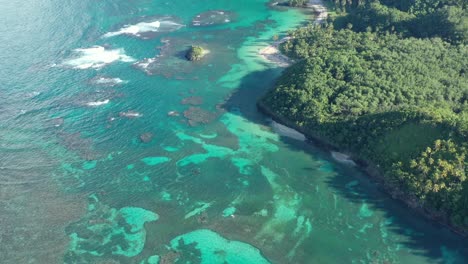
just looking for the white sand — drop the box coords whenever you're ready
[307,0,329,24]
[270,120,306,141]
[259,37,293,67]
[259,0,328,66]
[331,151,356,166]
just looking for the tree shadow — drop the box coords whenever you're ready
[221,68,468,263]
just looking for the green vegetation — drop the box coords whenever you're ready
[186,45,206,61]
[328,0,467,44]
[261,0,468,231]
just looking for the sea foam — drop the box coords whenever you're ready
[119,111,142,118]
[63,46,135,69]
[92,76,126,86]
[86,99,110,107]
[133,57,157,74]
[103,18,184,38]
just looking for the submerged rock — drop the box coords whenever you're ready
[181,96,203,105]
[57,131,98,160]
[133,31,240,78]
[160,251,180,264]
[139,132,154,143]
[191,10,236,26]
[183,107,217,126]
[133,38,203,77]
[197,211,209,224]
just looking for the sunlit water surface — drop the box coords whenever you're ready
[0,0,467,263]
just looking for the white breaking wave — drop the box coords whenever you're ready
[119,111,143,118]
[133,57,157,74]
[103,18,184,38]
[93,77,126,86]
[63,46,135,69]
[86,99,110,107]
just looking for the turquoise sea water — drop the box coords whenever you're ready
[1,0,467,263]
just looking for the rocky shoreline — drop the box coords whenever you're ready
[257,101,468,237]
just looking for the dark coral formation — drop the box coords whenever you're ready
[181,96,203,106]
[139,132,154,143]
[183,107,217,126]
[191,10,236,27]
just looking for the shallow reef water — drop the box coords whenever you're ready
[1,0,468,263]
[65,195,158,261]
[171,229,271,264]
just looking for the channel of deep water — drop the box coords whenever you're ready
[0,0,467,263]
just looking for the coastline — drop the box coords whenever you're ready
[306,0,329,23]
[258,37,293,67]
[257,101,468,237]
[258,0,329,67]
[257,1,468,237]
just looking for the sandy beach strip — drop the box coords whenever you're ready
[258,0,328,66]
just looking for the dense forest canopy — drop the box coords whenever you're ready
[329,0,468,44]
[280,30,467,118]
[261,0,468,230]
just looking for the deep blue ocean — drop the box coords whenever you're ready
[1,0,467,263]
